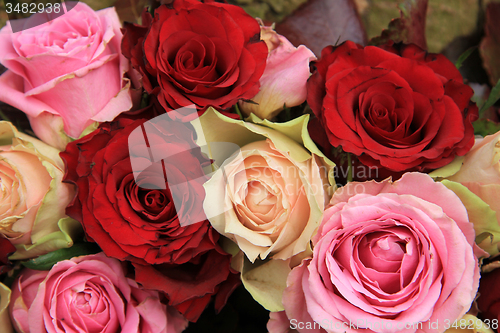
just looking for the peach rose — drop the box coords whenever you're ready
[202,108,335,262]
[0,121,80,259]
[444,131,500,257]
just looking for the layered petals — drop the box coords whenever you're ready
[280,173,479,333]
[307,41,478,175]
[0,2,133,147]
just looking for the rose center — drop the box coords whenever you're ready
[358,232,408,273]
[179,51,200,70]
[244,181,277,215]
[73,286,102,315]
[367,101,395,131]
[371,236,406,262]
[139,189,169,212]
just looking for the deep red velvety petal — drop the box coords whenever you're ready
[174,295,213,322]
[140,0,266,111]
[477,267,500,323]
[307,40,477,174]
[323,66,413,156]
[93,183,150,246]
[62,115,216,268]
[121,9,151,61]
[213,270,241,313]
[0,236,16,274]
[378,57,445,101]
[420,96,465,157]
[160,8,228,42]
[307,42,361,118]
[207,1,261,48]
[397,43,463,82]
[133,248,235,321]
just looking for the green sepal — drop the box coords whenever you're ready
[21,242,101,271]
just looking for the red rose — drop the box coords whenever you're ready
[0,235,15,275]
[122,0,268,112]
[307,41,478,173]
[477,267,500,325]
[61,116,239,321]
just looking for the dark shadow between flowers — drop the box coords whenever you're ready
[184,285,270,333]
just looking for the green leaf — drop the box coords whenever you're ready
[455,46,477,69]
[21,243,101,271]
[479,78,500,117]
[473,118,500,137]
[233,103,243,120]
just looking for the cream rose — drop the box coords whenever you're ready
[440,131,500,257]
[201,108,335,262]
[0,121,80,259]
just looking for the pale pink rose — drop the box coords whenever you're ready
[239,26,316,120]
[0,2,133,148]
[280,173,479,333]
[9,253,188,333]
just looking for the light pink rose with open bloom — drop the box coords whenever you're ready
[239,25,316,120]
[0,2,133,149]
[273,173,479,333]
[9,253,188,333]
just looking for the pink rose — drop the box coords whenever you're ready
[278,173,479,333]
[0,2,133,149]
[9,253,188,333]
[239,25,316,120]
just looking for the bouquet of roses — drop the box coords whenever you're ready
[0,0,500,332]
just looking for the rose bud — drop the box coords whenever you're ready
[239,25,316,120]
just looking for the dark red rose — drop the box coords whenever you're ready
[477,267,500,325]
[0,235,16,274]
[122,0,268,113]
[61,116,239,321]
[307,41,478,174]
[133,247,241,322]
